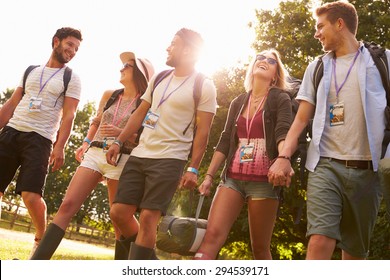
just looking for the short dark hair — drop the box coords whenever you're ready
[175,28,203,50]
[315,1,358,35]
[52,27,83,48]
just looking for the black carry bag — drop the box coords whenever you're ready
[156,195,207,256]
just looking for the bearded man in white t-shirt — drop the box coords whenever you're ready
[0,27,82,257]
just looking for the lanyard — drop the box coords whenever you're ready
[38,66,64,96]
[245,93,267,144]
[332,51,360,102]
[157,73,193,109]
[112,93,139,126]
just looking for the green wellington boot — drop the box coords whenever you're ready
[128,242,155,260]
[30,223,65,260]
[114,235,136,260]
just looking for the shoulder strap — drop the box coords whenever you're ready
[103,89,124,112]
[313,55,325,96]
[23,65,73,97]
[182,72,206,135]
[61,67,72,96]
[364,42,390,102]
[193,72,206,109]
[22,65,39,95]
[151,69,174,100]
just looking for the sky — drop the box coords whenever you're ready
[0,0,281,106]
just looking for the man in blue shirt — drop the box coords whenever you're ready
[268,1,389,259]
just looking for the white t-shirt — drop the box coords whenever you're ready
[131,71,217,160]
[7,65,81,142]
[320,52,371,160]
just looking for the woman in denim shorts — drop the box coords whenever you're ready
[194,50,293,260]
[30,52,154,260]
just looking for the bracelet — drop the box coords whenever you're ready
[83,137,91,145]
[112,139,123,149]
[277,155,291,161]
[269,155,291,167]
[205,173,214,180]
[186,167,199,175]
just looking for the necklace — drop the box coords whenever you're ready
[251,95,266,109]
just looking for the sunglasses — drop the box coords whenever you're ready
[256,54,277,65]
[122,62,134,70]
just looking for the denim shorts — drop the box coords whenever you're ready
[307,158,381,258]
[80,147,130,180]
[221,177,280,201]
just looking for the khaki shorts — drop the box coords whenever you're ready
[114,156,186,215]
[307,158,381,258]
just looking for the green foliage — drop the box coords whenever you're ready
[0,88,14,105]
[252,0,321,78]
[368,203,390,260]
[219,241,252,260]
[339,0,390,47]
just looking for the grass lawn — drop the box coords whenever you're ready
[0,235,114,260]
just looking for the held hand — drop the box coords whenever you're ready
[99,124,121,137]
[179,172,198,190]
[105,143,120,166]
[198,177,213,196]
[75,142,89,163]
[267,158,295,187]
[49,146,65,172]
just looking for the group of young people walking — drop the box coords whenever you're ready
[0,0,388,260]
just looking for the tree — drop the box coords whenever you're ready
[0,88,14,105]
[251,0,321,79]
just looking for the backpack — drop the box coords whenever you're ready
[103,89,124,112]
[151,69,206,134]
[22,65,72,97]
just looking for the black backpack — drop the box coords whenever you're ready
[22,65,72,97]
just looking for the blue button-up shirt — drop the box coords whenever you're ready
[297,43,390,172]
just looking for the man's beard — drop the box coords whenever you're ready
[166,56,177,67]
[53,44,69,64]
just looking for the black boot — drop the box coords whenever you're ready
[30,223,65,260]
[128,242,154,260]
[114,235,136,260]
[151,249,159,260]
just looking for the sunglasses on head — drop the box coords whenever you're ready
[256,54,277,65]
[122,62,134,70]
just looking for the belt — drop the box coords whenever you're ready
[90,141,132,154]
[326,157,373,170]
